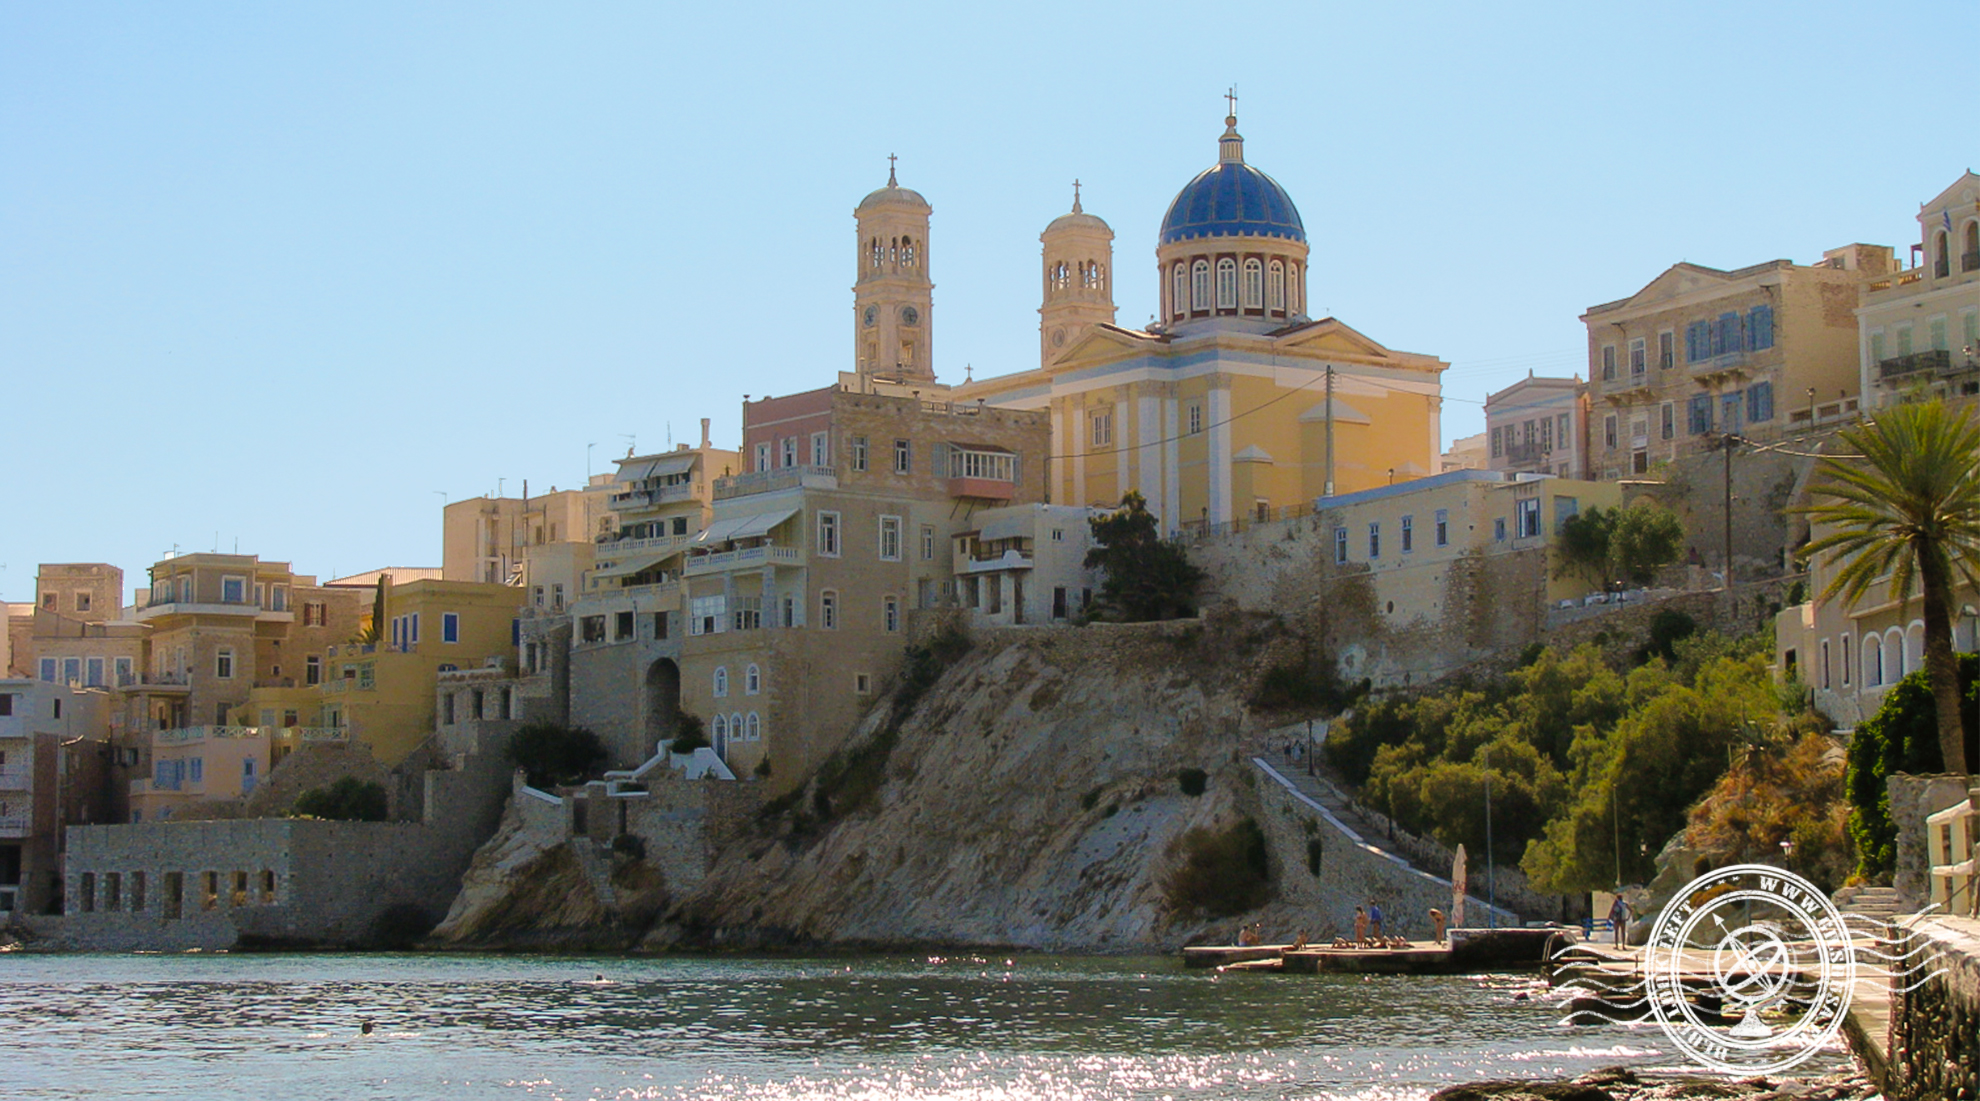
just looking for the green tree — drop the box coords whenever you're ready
[1843,658,1977,879]
[1554,502,1685,590]
[1084,490,1206,621]
[1799,400,1980,775]
[506,722,608,788]
[1610,501,1686,585]
[292,777,389,821]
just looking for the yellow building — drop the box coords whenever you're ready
[303,578,525,765]
[958,111,1448,531]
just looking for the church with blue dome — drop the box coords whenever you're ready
[928,110,1449,530]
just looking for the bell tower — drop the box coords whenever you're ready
[853,156,937,386]
[1039,180,1116,369]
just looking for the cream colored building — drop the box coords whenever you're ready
[959,112,1448,531]
[1582,243,1893,479]
[442,477,618,614]
[1440,432,1487,473]
[22,564,145,694]
[1859,172,1980,408]
[1484,375,1586,479]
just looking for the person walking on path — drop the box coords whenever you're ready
[1607,895,1630,947]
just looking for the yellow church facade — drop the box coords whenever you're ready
[957,113,1446,531]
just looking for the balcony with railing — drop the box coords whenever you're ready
[683,544,804,577]
[0,765,30,791]
[0,814,29,836]
[1689,349,1750,377]
[611,482,695,509]
[1878,349,1954,381]
[713,465,837,500]
[1501,441,1550,465]
[154,725,264,745]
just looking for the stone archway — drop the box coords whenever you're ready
[642,658,681,759]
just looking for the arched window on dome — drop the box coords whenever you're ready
[1216,258,1237,310]
[1289,264,1302,314]
[870,238,882,270]
[1267,261,1285,312]
[903,237,917,268]
[1191,260,1211,312]
[1242,259,1262,310]
[1172,264,1187,318]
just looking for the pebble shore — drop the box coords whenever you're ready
[1429,1065,1879,1101]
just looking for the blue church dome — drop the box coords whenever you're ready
[1158,117,1306,246]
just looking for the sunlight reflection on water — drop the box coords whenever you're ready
[0,953,1847,1100]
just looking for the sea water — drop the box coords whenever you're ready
[0,952,1838,1099]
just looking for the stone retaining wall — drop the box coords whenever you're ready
[1885,916,1980,1101]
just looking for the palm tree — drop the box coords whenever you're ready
[1800,400,1980,775]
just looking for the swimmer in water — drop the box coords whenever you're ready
[360,1019,374,1035]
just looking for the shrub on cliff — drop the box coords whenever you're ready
[507,722,608,788]
[1162,816,1271,918]
[291,777,388,822]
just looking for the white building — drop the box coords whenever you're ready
[1859,172,1980,408]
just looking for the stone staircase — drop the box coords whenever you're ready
[1834,885,1906,927]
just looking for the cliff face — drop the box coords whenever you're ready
[654,619,1284,953]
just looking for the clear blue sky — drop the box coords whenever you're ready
[6,1,1974,603]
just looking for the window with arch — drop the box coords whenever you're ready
[745,663,761,695]
[1936,231,1952,278]
[1289,264,1301,312]
[1050,261,1068,291]
[711,713,727,744]
[1889,629,1909,680]
[730,712,743,743]
[883,596,900,633]
[1082,261,1102,290]
[1864,635,1883,687]
[1267,261,1285,311]
[820,590,838,630]
[745,712,761,741]
[1966,221,1979,272]
[1191,260,1211,311]
[713,666,729,698]
[902,238,916,268]
[1242,259,1262,309]
[1173,264,1187,317]
[889,237,898,265]
[1216,258,1237,309]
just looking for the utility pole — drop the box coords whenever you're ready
[1721,432,1736,589]
[1484,745,1497,929]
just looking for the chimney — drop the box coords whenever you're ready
[700,418,711,450]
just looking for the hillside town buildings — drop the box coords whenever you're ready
[15,106,1980,950]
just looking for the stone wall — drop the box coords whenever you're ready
[1888,773,1974,910]
[1885,916,1980,1101]
[55,744,513,950]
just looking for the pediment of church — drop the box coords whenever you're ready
[1922,172,1980,221]
[1272,317,1397,361]
[1047,323,1164,373]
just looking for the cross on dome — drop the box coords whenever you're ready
[1225,86,1238,118]
[887,153,898,186]
[1072,179,1082,213]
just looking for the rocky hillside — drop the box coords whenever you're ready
[650,616,1292,952]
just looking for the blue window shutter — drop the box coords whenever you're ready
[1750,305,1773,350]
[512,618,521,645]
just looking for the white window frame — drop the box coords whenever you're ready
[921,525,935,561]
[1334,527,1348,564]
[879,515,903,561]
[1188,403,1202,435]
[1172,264,1187,317]
[714,667,729,698]
[221,575,247,604]
[893,438,911,474]
[1090,411,1112,447]
[884,596,900,633]
[850,436,869,472]
[1215,258,1236,308]
[817,511,841,557]
[216,648,235,679]
[811,431,829,467]
[1401,515,1414,554]
[755,443,771,472]
[745,664,761,695]
[1435,508,1449,547]
[1190,260,1210,311]
[1241,258,1262,308]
